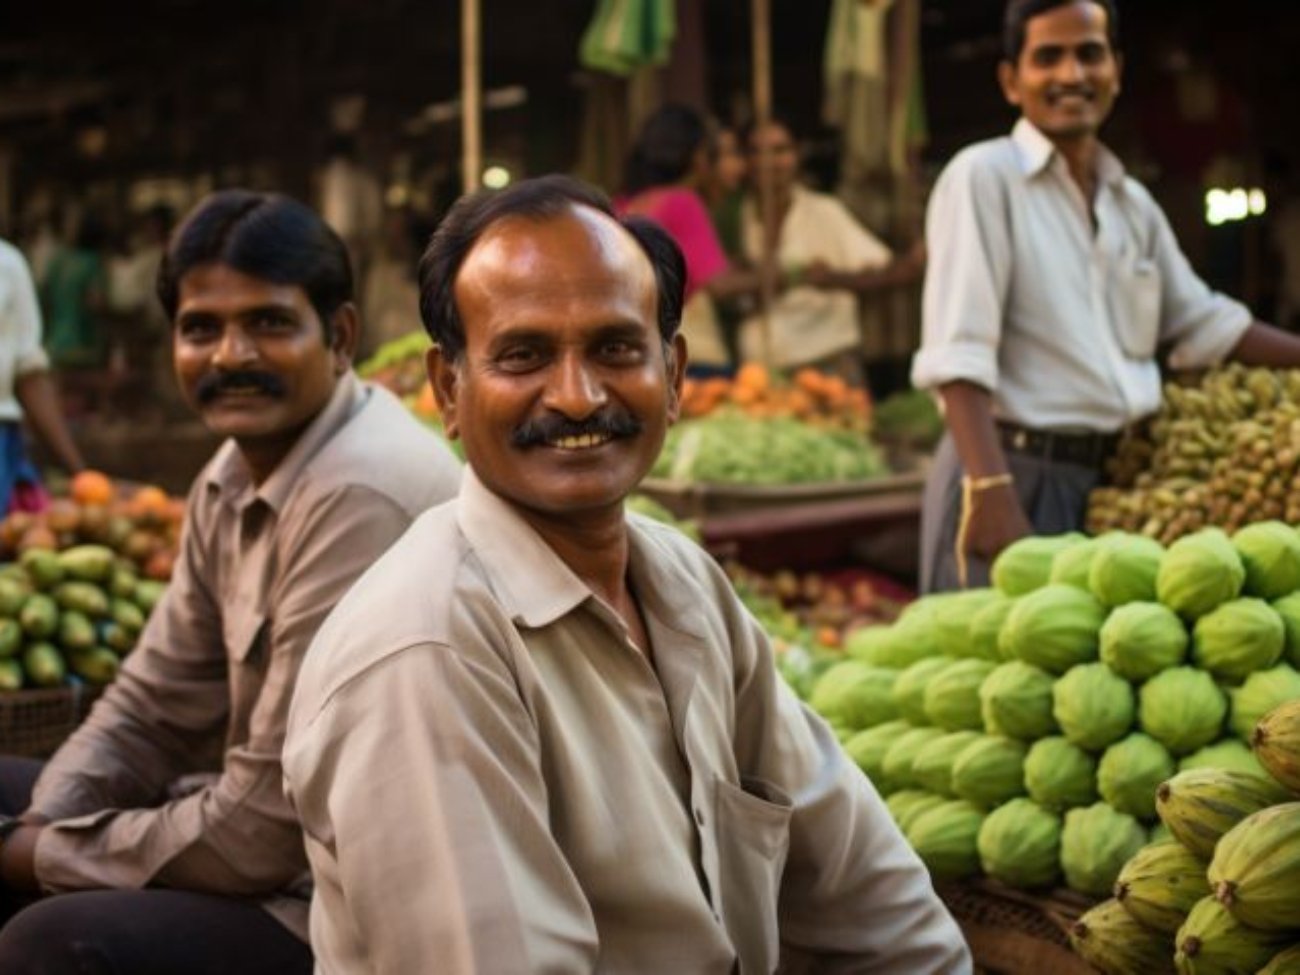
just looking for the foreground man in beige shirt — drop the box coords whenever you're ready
[0,191,461,972]
[284,175,969,974]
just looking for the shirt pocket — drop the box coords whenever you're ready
[1115,258,1162,358]
[713,774,793,975]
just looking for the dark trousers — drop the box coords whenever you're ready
[0,757,313,975]
[919,433,1103,594]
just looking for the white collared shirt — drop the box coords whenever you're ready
[0,239,50,423]
[911,118,1251,432]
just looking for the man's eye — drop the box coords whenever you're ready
[178,321,218,340]
[497,347,541,369]
[253,313,295,331]
[1031,49,1061,67]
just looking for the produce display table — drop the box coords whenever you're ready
[639,471,926,577]
[935,879,1094,975]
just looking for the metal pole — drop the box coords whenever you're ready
[461,0,482,194]
[751,0,775,369]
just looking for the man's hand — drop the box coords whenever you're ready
[959,481,1032,562]
[0,814,48,893]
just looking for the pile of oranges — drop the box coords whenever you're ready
[680,364,872,431]
[0,471,182,581]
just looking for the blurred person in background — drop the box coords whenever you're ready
[359,205,428,359]
[618,103,767,377]
[740,115,925,387]
[108,205,177,415]
[0,236,85,511]
[0,190,461,974]
[911,0,1300,594]
[41,211,109,371]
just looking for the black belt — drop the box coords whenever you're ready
[997,421,1120,468]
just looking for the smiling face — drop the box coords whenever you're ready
[999,1,1122,145]
[747,121,800,197]
[173,263,356,481]
[428,204,685,526]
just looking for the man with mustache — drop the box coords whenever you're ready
[283,175,969,973]
[912,0,1300,592]
[0,190,461,972]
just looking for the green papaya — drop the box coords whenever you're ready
[1114,840,1209,934]
[905,799,985,880]
[1259,945,1300,975]
[101,622,136,655]
[57,610,96,652]
[1069,898,1176,975]
[950,735,1028,807]
[1024,736,1098,810]
[1251,698,1300,793]
[1098,733,1176,821]
[976,797,1061,889]
[18,593,58,639]
[883,789,947,835]
[0,618,21,658]
[911,730,982,797]
[52,581,110,619]
[68,647,119,685]
[1208,802,1300,931]
[0,575,31,616]
[22,642,65,688]
[0,658,22,690]
[54,544,116,583]
[108,567,139,600]
[132,580,166,614]
[109,598,145,634]
[1060,802,1147,897]
[1174,896,1291,974]
[1155,767,1291,860]
[18,548,64,589]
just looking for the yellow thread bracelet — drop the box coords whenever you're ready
[955,473,1015,589]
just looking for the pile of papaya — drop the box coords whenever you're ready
[0,471,179,691]
[0,543,164,690]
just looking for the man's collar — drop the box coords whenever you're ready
[455,465,592,628]
[1011,117,1126,188]
[203,371,364,513]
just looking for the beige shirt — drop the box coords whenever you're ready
[28,372,462,940]
[911,119,1252,431]
[0,239,51,423]
[285,467,970,974]
[739,185,892,370]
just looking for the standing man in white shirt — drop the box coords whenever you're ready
[912,0,1300,593]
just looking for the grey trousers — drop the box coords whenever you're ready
[919,433,1104,594]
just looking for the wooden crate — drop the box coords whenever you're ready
[0,686,102,758]
[937,879,1096,975]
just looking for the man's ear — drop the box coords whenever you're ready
[997,60,1021,108]
[426,344,461,440]
[666,333,688,423]
[328,303,361,374]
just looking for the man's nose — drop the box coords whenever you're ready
[544,353,606,418]
[212,325,257,369]
[1055,54,1086,84]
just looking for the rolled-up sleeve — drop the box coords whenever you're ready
[1146,191,1252,369]
[731,611,971,973]
[33,485,417,897]
[911,152,1012,394]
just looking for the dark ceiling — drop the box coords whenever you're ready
[0,1,1294,208]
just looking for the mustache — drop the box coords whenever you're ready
[195,370,287,404]
[511,409,643,448]
[1048,85,1094,98]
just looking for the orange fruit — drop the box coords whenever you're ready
[128,486,172,526]
[70,470,116,506]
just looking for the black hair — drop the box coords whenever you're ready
[417,174,685,363]
[1003,0,1120,63]
[622,103,709,196]
[739,111,799,152]
[156,190,353,340]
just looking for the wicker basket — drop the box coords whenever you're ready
[0,686,102,758]
[937,879,1096,975]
